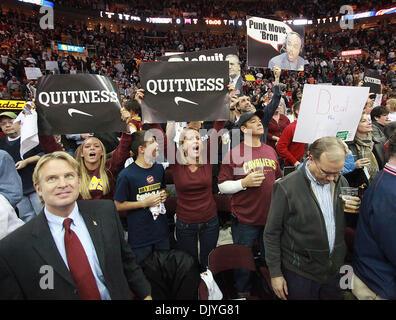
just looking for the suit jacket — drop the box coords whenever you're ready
[0,200,151,300]
[234,75,243,96]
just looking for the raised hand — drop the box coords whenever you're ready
[134,89,145,105]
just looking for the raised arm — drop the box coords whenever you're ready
[261,66,282,127]
[105,112,135,176]
[135,89,174,162]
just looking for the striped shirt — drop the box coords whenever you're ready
[305,163,335,253]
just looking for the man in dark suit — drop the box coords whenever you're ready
[225,54,243,96]
[0,151,152,300]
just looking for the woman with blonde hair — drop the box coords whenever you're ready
[386,98,396,122]
[165,120,225,271]
[39,114,133,200]
[135,88,229,270]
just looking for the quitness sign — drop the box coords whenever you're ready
[139,61,230,123]
[35,74,125,135]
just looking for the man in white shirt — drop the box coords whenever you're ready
[0,151,152,300]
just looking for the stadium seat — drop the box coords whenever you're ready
[199,244,268,300]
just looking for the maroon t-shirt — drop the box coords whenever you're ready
[168,121,225,224]
[171,163,217,223]
[218,142,282,226]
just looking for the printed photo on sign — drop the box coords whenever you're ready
[35,74,125,135]
[247,16,307,71]
[160,47,243,96]
[139,61,230,123]
[293,84,370,144]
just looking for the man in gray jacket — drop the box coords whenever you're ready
[264,136,360,300]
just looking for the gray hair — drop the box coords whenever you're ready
[309,136,347,162]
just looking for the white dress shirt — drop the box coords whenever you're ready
[44,203,111,300]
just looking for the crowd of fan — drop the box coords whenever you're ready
[1,8,395,105]
[1,3,396,301]
[52,0,395,20]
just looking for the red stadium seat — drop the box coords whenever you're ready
[199,244,266,300]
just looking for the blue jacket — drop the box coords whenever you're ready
[353,163,396,300]
[0,150,22,208]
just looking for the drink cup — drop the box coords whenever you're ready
[341,187,359,213]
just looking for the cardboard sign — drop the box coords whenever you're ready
[293,84,370,144]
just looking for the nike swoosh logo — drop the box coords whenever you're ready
[67,108,93,117]
[174,96,198,106]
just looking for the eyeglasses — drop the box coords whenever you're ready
[314,160,341,177]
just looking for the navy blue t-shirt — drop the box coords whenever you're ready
[114,162,169,249]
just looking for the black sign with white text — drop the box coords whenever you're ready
[35,74,125,135]
[363,69,382,94]
[159,47,238,63]
[160,47,243,96]
[139,61,230,123]
[247,16,306,71]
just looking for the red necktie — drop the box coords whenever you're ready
[63,218,101,300]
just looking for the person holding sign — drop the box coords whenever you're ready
[268,32,306,72]
[134,88,230,271]
[264,137,360,300]
[38,105,134,201]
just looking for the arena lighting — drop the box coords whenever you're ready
[164,52,181,56]
[344,11,376,20]
[205,19,222,25]
[18,0,54,7]
[341,49,362,56]
[375,6,396,16]
[293,19,308,25]
[58,44,85,53]
[98,6,396,28]
[147,17,173,24]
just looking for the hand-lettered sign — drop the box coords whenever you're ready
[293,84,369,144]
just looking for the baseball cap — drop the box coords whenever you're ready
[238,110,264,128]
[0,112,17,119]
